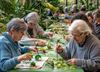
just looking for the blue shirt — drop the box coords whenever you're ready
[0,32,29,72]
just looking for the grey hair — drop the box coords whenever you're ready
[68,19,92,34]
[25,12,39,23]
[7,18,27,32]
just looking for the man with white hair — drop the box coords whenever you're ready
[56,20,100,72]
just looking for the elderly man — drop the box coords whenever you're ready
[56,20,100,72]
[0,18,37,72]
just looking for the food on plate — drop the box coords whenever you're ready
[47,57,77,70]
[31,62,36,67]
[35,54,41,61]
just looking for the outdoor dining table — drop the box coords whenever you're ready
[9,51,84,72]
[9,53,84,72]
[9,67,84,72]
[9,34,84,72]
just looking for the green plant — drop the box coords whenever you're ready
[78,0,97,11]
[0,0,34,24]
[0,23,6,34]
[48,0,60,7]
[0,0,62,31]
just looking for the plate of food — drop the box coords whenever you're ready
[31,56,48,69]
[15,55,48,69]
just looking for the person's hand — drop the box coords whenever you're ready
[17,53,32,62]
[47,32,54,37]
[29,46,38,53]
[56,44,63,53]
[67,58,77,65]
[37,39,46,46]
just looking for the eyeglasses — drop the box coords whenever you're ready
[71,32,84,37]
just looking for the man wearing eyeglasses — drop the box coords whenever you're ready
[56,20,100,72]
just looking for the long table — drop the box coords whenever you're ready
[9,68,84,72]
[9,51,84,72]
[9,34,84,72]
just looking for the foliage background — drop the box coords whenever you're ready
[0,0,99,33]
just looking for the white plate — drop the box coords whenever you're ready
[15,57,48,69]
[19,38,36,46]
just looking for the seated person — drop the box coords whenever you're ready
[0,18,37,72]
[24,12,53,38]
[92,9,100,40]
[86,11,93,25]
[56,20,100,72]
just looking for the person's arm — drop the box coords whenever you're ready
[68,39,100,71]
[56,44,70,60]
[20,46,38,54]
[0,42,20,71]
[59,47,70,60]
[36,24,44,35]
[36,24,53,38]
[20,47,30,54]
[76,47,100,71]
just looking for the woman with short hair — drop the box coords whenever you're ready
[24,12,53,38]
[0,18,37,72]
